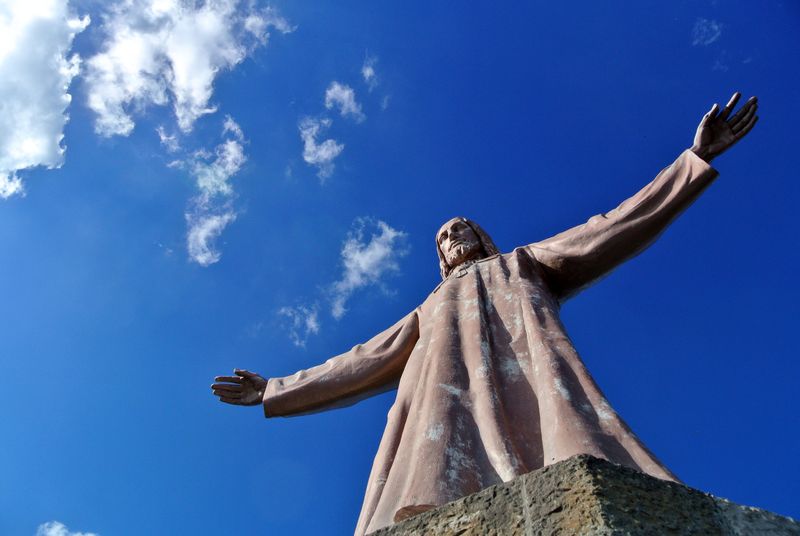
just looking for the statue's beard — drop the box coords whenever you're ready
[445,240,481,268]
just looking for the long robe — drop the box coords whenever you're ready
[262,150,718,535]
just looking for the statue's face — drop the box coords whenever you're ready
[437,218,483,268]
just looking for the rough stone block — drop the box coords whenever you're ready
[369,455,799,535]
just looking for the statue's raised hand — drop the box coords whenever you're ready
[212,369,267,406]
[691,92,758,163]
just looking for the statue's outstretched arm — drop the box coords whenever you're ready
[212,310,419,415]
[257,309,420,417]
[526,93,757,301]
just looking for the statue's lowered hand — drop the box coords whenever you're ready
[691,91,758,163]
[212,369,267,406]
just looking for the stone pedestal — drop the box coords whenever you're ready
[370,455,799,535]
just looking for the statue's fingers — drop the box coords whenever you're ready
[729,96,757,124]
[211,383,243,393]
[214,376,243,384]
[218,396,243,405]
[734,115,758,139]
[732,105,756,133]
[234,368,258,378]
[718,92,741,121]
[214,389,243,398]
[698,103,719,129]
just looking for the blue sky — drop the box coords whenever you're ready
[1,1,798,534]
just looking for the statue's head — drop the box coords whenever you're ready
[436,217,499,279]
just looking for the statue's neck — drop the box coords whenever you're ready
[450,249,487,272]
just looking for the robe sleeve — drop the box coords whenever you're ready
[526,149,718,301]
[262,309,420,417]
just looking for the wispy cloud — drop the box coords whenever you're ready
[223,115,245,140]
[361,55,378,91]
[36,521,98,536]
[325,82,365,122]
[692,18,722,46]
[277,219,408,345]
[0,0,89,199]
[278,304,320,347]
[85,0,293,137]
[299,117,344,181]
[331,218,408,319]
[156,126,180,153]
[186,210,237,266]
[174,116,246,266]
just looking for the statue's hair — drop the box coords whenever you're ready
[437,217,500,280]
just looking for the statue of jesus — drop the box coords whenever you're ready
[212,92,758,535]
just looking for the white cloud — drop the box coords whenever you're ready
[278,304,320,347]
[85,0,293,136]
[186,210,236,266]
[331,218,408,319]
[325,81,365,122]
[361,55,378,91]
[36,521,98,536]
[243,7,294,40]
[222,114,244,140]
[182,117,246,266]
[0,0,89,199]
[156,126,180,152]
[191,137,245,198]
[692,18,722,46]
[299,117,343,181]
